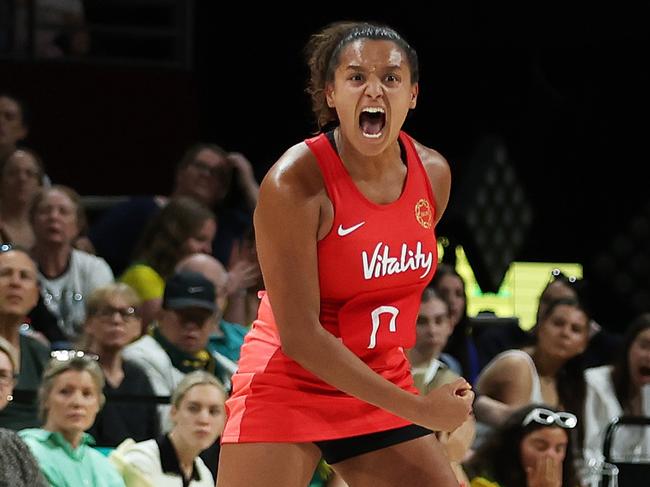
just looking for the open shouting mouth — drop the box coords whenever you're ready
[360,107,385,138]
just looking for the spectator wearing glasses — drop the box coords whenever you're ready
[122,271,220,431]
[81,283,160,448]
[0,336,48,487]
[89,143,259,277]
[464,404,580,487]
[19,352,126,487]
[0,243,49,430]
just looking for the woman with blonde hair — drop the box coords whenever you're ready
[19,352,126,487]
[111,370,226,487]
[82,283,160,447]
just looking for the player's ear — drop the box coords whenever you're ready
[326,85,335,108]
[410,84,419,109]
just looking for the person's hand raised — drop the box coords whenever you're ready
[525,455,562,487]
[227,152,256,187]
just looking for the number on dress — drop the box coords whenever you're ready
[368,306,399,349]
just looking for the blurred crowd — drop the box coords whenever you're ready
[1,90,648,487]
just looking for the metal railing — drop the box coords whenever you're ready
[0,0,194,69]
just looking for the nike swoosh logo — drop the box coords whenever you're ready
[337,221,366,237]
[188,286,204,294]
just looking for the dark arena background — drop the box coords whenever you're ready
[2,2,649,332]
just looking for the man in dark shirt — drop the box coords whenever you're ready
[0,244,50,430]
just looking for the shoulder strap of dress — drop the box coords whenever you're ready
[305,132,350,205]
[305,132,347,185]
[513,350,543,403]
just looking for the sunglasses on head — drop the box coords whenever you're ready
[50,350,99,362]
[522,407,577,429]
[551,268,578,284]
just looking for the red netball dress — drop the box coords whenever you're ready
[222,131,438,443]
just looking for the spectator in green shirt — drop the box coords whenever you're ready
[19,352,126,487]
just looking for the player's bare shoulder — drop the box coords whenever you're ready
[410,137,450,182]
[259,141,326,203]
[255,141,329,245]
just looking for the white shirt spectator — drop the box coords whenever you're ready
[584,365,650,463]
[110,437,214,487]
[38,248,114,341]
